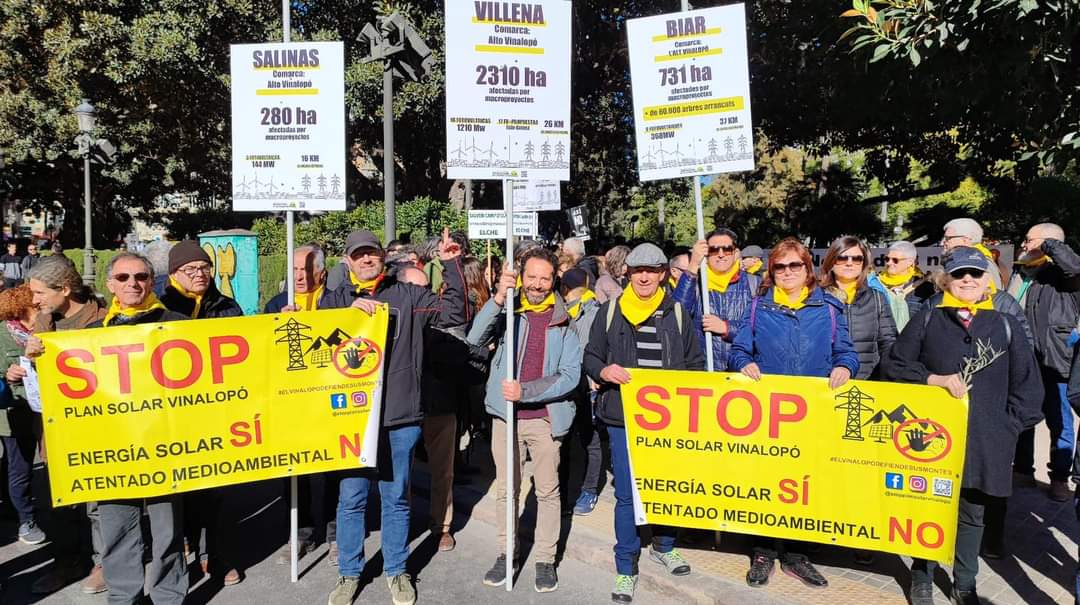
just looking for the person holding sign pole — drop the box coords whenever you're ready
[468,247,580,593]
[315,228,466,605]
[89,253,190,605]
[728,237,859,590]
[673,228,760,371]
[584,243,704,604]
[884,247,1043,605]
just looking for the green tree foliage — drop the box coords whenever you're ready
[841,0,1080,170]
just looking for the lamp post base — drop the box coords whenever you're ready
[83,248,96,286]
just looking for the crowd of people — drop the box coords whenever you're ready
[0,216,1078,605]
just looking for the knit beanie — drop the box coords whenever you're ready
[168,240,212,274]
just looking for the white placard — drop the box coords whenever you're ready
[627,5,754,181]
[230,42,346,211]
[20,356,41,413]
[512,180,561,212]
[445,1,572,181]
[468,210,539,239]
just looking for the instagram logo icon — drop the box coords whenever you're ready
[909,476,928,493]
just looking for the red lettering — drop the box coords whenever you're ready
[229,421,252,447]
[888,517,945,549]
[209,335,249,383]
[716,390,761,436]
[150,340,202,389]
[101,344,144,395]
[768,392,807,438]
[778,478,799,504]
[634,386,671,430]
[56,349,96,399]
[889,517,912,545]
[676,387,711,433]
[917,522,945,548]
[340,433,362,458]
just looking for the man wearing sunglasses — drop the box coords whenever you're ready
[318,228,467,605]
[89,253,190,605]
[673,228,760,372]
[1007,223,1080,503]
[159,240,245,586]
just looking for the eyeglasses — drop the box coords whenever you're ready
[942,234,968,242]
[708,245,737,256]
[772,261,806,274]
[112,272,151,283]
[179,264,213,277]
[836,254,865,265]
[949,268,985,280]
[885,256,911,264]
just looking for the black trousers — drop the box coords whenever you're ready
[912,488,989,591]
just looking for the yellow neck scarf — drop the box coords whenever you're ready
[169,276,204,319]
[706,263,740,294]
[296,284,325,311]
[668,276,678,289]
[745,259,763,275]
[518,291,555,314]
[773,286,810,310]
[836,278,859,304]
[878,267,916,288]
[567,290,596,320]
[350,271,382,294]
[938,291,994,315]
[104,293,166,327]
[1018,255,1050,268]
[619,285,664,326]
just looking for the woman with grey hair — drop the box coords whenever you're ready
[875,240,934,329]
[595,245,630,303]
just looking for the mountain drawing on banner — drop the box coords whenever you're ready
[863,404,920,443]
[306,328,352,367]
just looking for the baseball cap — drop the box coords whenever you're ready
[741,245,764,259]
[344,230,383,257]
[943,246,989,274]
[625,243,668,268]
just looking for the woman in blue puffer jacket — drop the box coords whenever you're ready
[727,237,859,592]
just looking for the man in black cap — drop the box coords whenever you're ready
[318,228,467,605]
[159,239,244,586]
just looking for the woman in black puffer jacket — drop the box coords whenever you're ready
[819,236,898,380]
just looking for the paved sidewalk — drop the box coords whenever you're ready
[430,421,1078,605]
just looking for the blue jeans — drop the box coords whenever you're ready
[1015,379,1074,481]
[607,424,676,576]
[336,423,421,578]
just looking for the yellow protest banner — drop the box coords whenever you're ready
[38,307,389,506]
[621,369,968,562]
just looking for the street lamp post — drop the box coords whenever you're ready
[74,99,96,286]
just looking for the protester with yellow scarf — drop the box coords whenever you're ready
[582,243,704,603]
[941,218,1002,291]
[160,240,243,321]
[264,245,328,313]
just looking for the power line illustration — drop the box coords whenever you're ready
[834,386,875,441]
[275,318,313,371]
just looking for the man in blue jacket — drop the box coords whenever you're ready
[673,228,760,371]
[469,247,580,594]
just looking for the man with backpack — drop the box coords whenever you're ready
[584,243,704,604]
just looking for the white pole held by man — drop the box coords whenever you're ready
[281,0,299,585]
[502,180,515,591]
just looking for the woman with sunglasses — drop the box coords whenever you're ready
[729,237,859,591]
[885,247,1043,605]
[877,241,935,330]
[819,236,897,381]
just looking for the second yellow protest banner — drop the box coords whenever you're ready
[38,307,389,506]
[621,369,968,562]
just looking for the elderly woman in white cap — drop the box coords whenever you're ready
[875,240,935,330]
[584,243,704,604]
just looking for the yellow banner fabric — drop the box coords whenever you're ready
[38,307,389,506]
[621,369,968,562]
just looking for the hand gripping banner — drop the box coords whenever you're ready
[621,369,968,562]
[37,307,389,505]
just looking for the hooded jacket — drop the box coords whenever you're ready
[318,256,468,427]
[468,293,581,437]
[728,287,860,379]
[885,307,1044,497]
[1006,239,1080,381]
[161,282,244,319]
[584,294,704,428]
[672,268,760,371]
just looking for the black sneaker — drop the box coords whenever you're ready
[534,562,558,593]
[910,581,934,605]
[483,554,515,587]
[746,552,775,587]
[950,587,980,605]
[780,554,828,588]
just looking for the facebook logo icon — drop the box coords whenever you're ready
[885,473,904,490]
[330,393,348,409]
